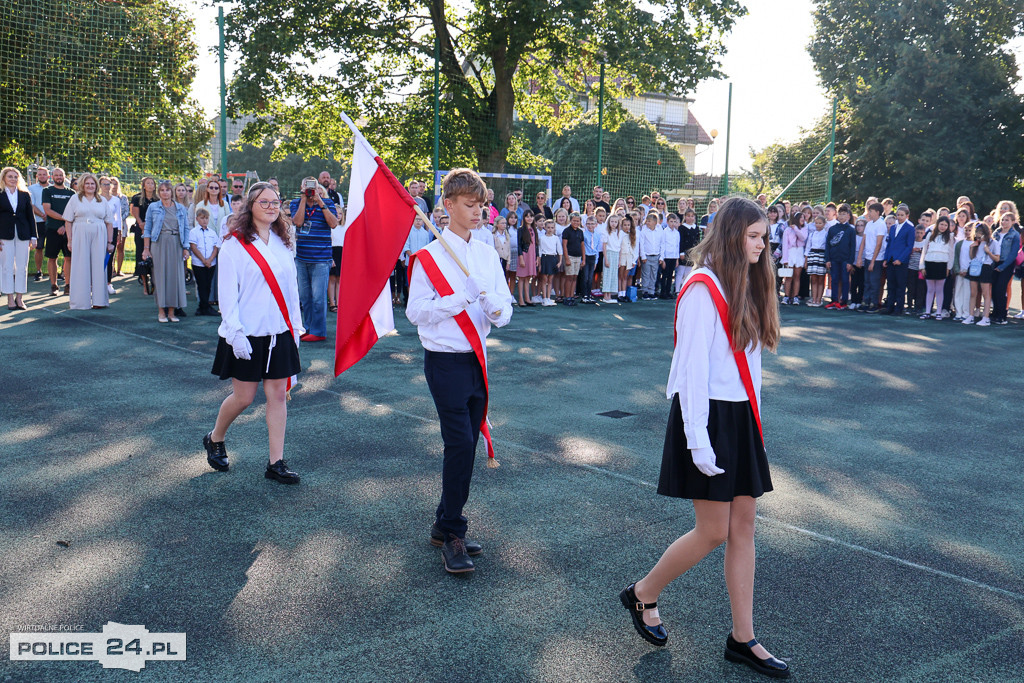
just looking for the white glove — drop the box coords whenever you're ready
[481,293,505,321]
[229,332,252,360]
[691,447,724,477]
[463,276,482,303]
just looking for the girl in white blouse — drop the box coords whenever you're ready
[204,183,305,485]
[602,215,622,303]
[620,198,789,679]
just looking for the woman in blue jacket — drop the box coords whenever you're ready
[990,211,1021,325]
[141,181,190,322]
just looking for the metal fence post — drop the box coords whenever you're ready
[827,98,837,202]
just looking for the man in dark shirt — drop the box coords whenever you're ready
[41,167,75,295]
[592,185,611,212]
[318,171,344,209]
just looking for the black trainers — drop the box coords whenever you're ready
[430,523,482,556]
[174,307,187,318]
[50,284,59,296]
[203,432,229,471]
[57,273,65,283]
[265,459,300,484]
[441,534,475,573]
[33,271,42,282]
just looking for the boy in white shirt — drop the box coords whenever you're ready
[189,208,221,316]
[659,213,682,299]
[639,211,664,300]
[405,168,513,575]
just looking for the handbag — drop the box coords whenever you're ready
[968,257,982,277]
[1014,248,1024,266]
[777,267,794,277]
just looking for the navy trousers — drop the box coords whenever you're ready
[830,260,850,304]
[884,261,909,311]
[424,350,486,539]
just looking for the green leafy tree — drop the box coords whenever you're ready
[536,112,690,199]
[805,0,1024,212]
[227,140,349,199]
[0,0,211,176]
[224,0,745,176]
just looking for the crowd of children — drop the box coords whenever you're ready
[402,186,1024,326]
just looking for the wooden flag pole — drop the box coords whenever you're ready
[411,203,471,277]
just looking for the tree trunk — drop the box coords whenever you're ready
[479,52,514,173]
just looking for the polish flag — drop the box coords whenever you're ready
[334,114,417,375]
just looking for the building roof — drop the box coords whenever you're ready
[654,110,714,146]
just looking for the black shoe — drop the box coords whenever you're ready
[50,284,59,296]
[441,534,475,573]
[429,523,482,556]
[57,273,65,283]
[877,306,892,315]
[33,271,42,282]
[618,583,667,646]
[265,459,300,484]
[174,307,187,317]
[725,633,790,678]
[203,432,229,471]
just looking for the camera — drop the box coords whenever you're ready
[302,178,318,199]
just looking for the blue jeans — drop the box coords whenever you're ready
[830,260,850,304]
[295,259,330,337]
[864,261,883,307]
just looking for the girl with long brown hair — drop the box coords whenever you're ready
[204,182,303,484]
[620,197,788,679]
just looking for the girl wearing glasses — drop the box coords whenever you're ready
[204,182,303,485]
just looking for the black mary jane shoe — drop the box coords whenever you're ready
[724,633,790,678]
[429,523,482,556]
[618,583,667,646]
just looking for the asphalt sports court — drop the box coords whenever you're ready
[2,275,1022,682]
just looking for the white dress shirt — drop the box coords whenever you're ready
[660,227,681,259]
[604,229,622,254]
[190,225,222,266]
[667,267,762,450]
[217,231,304,340]
[5,188,18,212]
[470,226,495,247]
[538,232,563,256]
[406,234,513,355]
[639,225,664,257]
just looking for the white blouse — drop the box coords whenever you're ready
[667,267,762,450]
[217,231,304,340]
[604,229,622,254]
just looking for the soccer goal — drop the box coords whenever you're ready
[433,171,552,210]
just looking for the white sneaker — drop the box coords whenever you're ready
[542,298,555,307]
[962,316,975,325]
[1014,311,1024,319]
[107,283,116,295]
[532,295,544,304]
[782,297,790,305]
[976,317,990,327]
[849,303,859,310]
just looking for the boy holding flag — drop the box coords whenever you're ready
[406,169,514,574]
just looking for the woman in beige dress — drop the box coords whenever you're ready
[62,173,113,309]
[141,181,189,322]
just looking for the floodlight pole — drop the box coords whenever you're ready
[432,34,441,202]
[597,61,605,187]
[723,82,732,194]
[218,6,228,179]
[827,97,837,202]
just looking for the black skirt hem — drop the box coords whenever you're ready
[657,395,773,502]
[212,333,301,382]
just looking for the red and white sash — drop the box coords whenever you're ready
[411,249,496,463]
[675,272,763,444]
[232,231,296,392]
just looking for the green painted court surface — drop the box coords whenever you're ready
[2,276,1023,682]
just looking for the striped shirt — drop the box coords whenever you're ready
[290,197,337,263]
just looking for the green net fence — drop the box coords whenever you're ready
[0,0,211,194]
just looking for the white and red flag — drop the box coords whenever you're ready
[334,113,417,375]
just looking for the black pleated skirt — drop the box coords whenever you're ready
[211,333,301,382]
[658,395,773,501]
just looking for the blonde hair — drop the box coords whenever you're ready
[76,172,101,200]
[0,167,27,192]
[195,207,210,219]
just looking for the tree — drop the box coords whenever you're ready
[805,0,1024,212]
[536,112,690,199]
[0,0,211,176]
[227,140,349,199]
[224,0,745,175]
